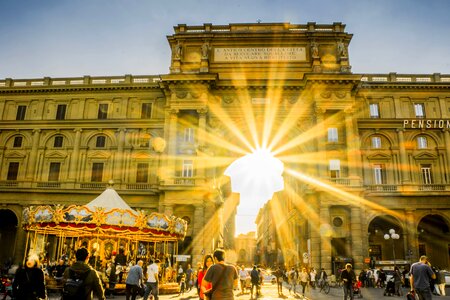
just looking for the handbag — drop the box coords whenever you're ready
[204,264,226,300]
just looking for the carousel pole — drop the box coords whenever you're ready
[23,231,30,265]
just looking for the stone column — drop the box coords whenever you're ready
[197,108,207,148]
[396,129,410,183]
[26,129,41,180]
[350,206,364,272]
[114,129,125,183]
[443,130,450,182]
[68,129,82,181]
[319,205,332,273]
[405,209,418,262]
[166,109,179,183]
[309,194,321,268]
[315,107,327,178]
[192,205,205,265]
[345,109,362,184]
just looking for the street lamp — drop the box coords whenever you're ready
[384,229,400,267]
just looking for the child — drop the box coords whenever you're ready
[179,274,186,295]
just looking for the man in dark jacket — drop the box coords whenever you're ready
[341,263,356,300]
[63,247,105,300]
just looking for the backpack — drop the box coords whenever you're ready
[62,268,90,300]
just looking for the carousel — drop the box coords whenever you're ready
[21,186,187,293]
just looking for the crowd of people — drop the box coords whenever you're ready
[0,250,448,300]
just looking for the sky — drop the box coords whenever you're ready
[1,0,450,235]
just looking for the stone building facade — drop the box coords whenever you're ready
[1,22,449,272]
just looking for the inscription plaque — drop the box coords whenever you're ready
[214,47,306,62]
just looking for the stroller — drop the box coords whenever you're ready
[383,278,396,296]
[353,281,363,298]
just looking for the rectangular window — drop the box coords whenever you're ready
[13,136,23,148]
[327,127,338,142]
[369,103,380,118]
[182,160,194,177]
[98,104,108,119]
[184,128,194,143]
[91,163,104,182]
[414,103,425,118]
[48,162,61,181]
[54,136,63,148]
[373,164,386,185]
[421,164,433,184]
[136,163,149,183]
[141,103,152,119]
[417,136,428,149]
[96,136,106,148]
[16,105,27,120]
[329,159,340,178]
[7,162,19,180]
[371,136,381,149]
[56,104,67,120]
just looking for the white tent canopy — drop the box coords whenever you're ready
[85,187,136,213]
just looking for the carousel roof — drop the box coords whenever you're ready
[85,187,136,213]
[22,188,187,242]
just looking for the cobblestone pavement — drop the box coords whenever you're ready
[47,283,450,300]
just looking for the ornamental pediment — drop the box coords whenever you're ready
[87,150,111,159]
[45,151,68,158]
[4,150,26,158]
[366,152,392,160]
[413,152,438,160]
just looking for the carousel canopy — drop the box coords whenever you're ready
[85,187,136,213]
[22,188,187,242]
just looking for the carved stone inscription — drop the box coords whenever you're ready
[214,47,306,62]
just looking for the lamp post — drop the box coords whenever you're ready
[384,229,400,267]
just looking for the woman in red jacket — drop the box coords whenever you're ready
[197,254,213,300]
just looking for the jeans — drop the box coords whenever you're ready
[144,282,159,300]
[415,287,432,300]
[343,285,353,300]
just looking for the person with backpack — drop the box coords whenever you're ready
[62,247,105,300]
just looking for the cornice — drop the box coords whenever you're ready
[0,84,161,95]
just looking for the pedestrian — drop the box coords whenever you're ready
[201,248,238,300]
[274,266,284,295]
[177,264,184,283]
[62,247,105,300]
[238,265,248,294]
[186,264,193,291]
[125,260,144,300]
[436,267,446,296]
[12,254,47,300]
[299,267,309,296]
[341,263,356,300]
[144,259,160,300]
[410,255,436,300]
[106,259,118,298]
[393,266,403,296]
[179,274,187,295]
[198,254,213,300]
[310,267,317,289]
[250,265,260,299]
[288,267,297,294]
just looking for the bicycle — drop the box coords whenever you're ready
[318,279,330,294]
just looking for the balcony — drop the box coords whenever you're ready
[365,184,450,194]
[0,180,157,192]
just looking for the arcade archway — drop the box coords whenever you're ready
[0,209,18,264]
[417,214,450,268]
[368,215,404,264]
